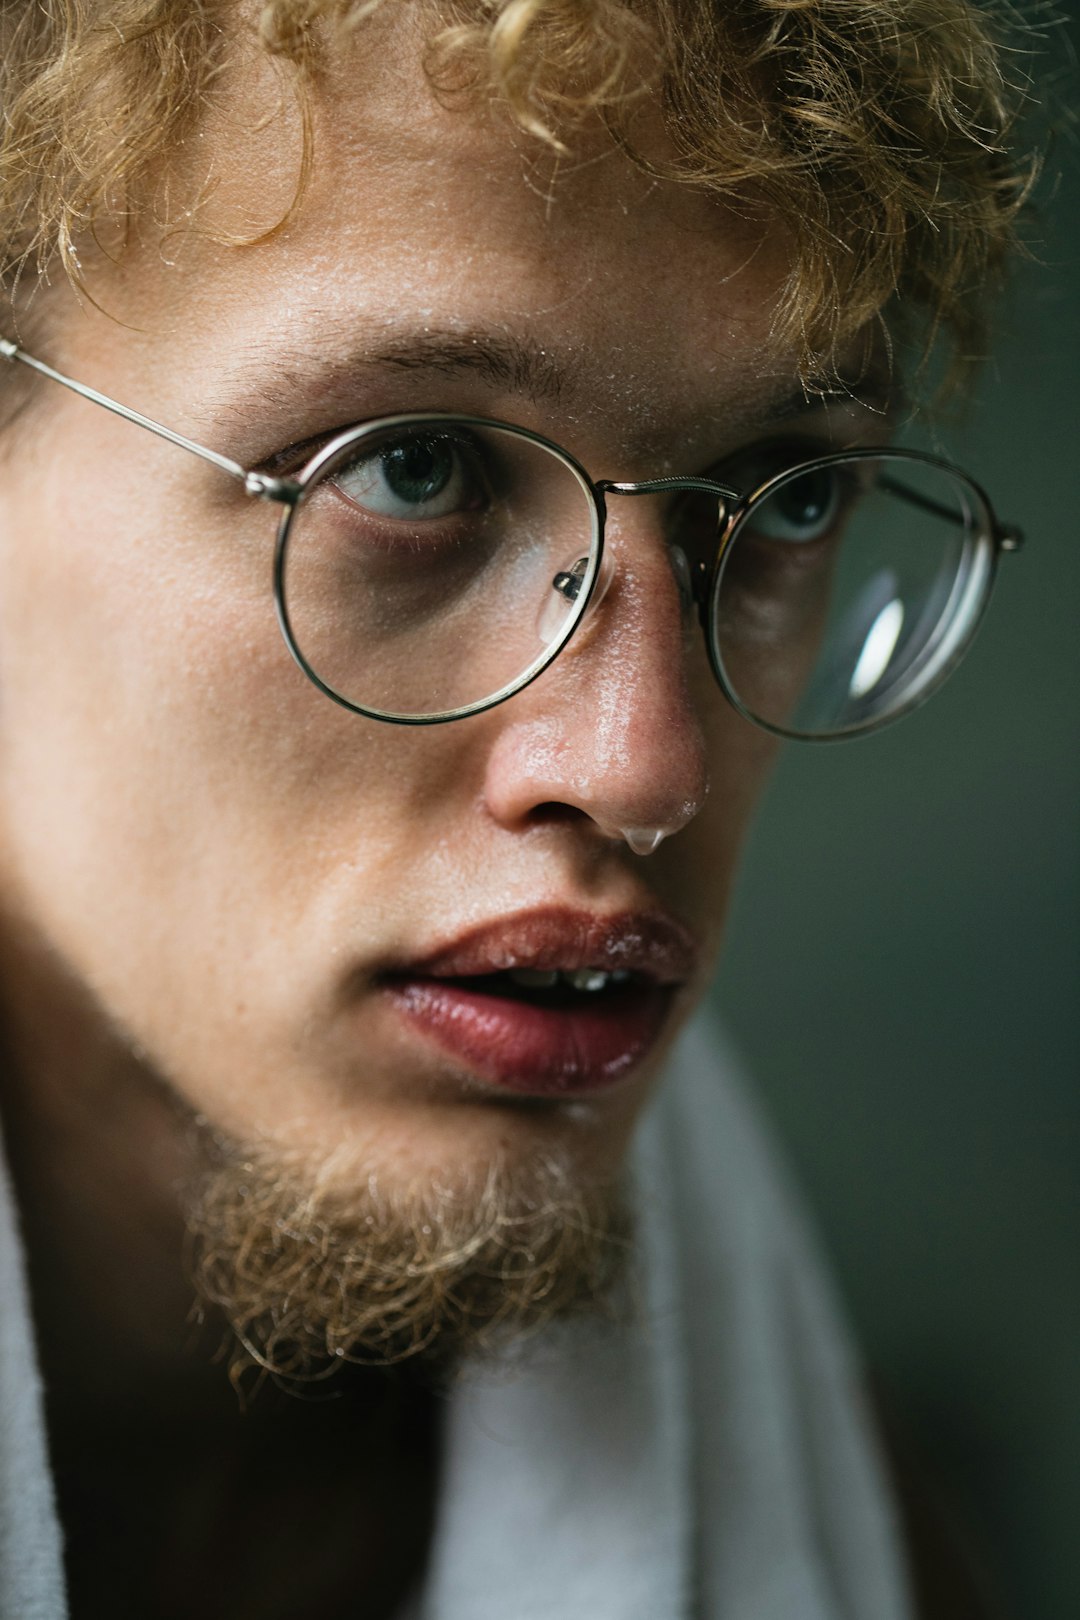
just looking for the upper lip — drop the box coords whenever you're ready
[387,906,699,986]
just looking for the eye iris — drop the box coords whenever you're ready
[382,437,454,505]
[777,469,834,530]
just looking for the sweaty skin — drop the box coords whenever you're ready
[0,19,884,1617]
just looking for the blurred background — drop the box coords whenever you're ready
[710,8,1079,1617]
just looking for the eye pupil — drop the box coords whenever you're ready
[778,469,833,528]
[383,437,454,504]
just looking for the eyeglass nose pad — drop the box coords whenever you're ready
[669,544,694,621]
[536,550,613,647]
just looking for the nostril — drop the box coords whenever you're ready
[526,802,592,831]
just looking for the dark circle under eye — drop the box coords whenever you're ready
[747,466,843,544]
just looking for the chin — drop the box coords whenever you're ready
[255,1074,646,1203]
[182,1097,638,1386]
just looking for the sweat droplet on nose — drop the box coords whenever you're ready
[622,827,667,856]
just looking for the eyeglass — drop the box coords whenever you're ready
[1,336,1023,741]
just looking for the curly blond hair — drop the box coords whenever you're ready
[0,0,1037,387]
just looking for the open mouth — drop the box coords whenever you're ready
[432,967,636,1006]
[378,910,694,1097]
[383,969,671,1096]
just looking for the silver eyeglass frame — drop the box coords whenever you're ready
[0,335,1025,739]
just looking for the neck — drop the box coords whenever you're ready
[0,917,215,1417]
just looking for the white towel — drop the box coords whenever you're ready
[0,1120,66,1619]
[0,1017,913,1619]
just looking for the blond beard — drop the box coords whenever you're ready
[184,1130,636,1390]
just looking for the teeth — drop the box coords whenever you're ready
[505,968,635,993]
[568,969,611,993]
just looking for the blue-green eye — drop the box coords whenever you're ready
[746,467,844,544]
[333,432,486,520]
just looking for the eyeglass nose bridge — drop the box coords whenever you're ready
[597,475,739,502]
[589,475,740,617]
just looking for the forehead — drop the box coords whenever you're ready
[94,17,798,426]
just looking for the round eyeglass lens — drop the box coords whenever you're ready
[708,452,997,738]
[277,419,601,721]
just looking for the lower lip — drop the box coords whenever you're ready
[383,977,674,1096]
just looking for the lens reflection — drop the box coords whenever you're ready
[710,454,996,738]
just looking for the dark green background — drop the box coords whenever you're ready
[710,13,1079,1616]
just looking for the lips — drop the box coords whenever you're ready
[380,907,697,1097]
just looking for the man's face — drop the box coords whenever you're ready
[0,27,872,1343]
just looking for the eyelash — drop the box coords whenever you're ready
[256,430,343,478]
[258,424,851,488]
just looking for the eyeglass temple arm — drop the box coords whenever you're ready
[0,337,291,503]
[605,470,1023,554]
[877,472,1024,553]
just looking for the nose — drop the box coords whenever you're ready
[482,512,711,855]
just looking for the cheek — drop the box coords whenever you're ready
[0,459,506,1142]
[657,658,779,949]
[0,458,411,1006]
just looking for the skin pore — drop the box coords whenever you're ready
[0,14,890,1618]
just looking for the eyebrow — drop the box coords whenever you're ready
[216,320,896,443]
[376,329,566,403]
[756,376,899,430]
[223,325,566,425]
